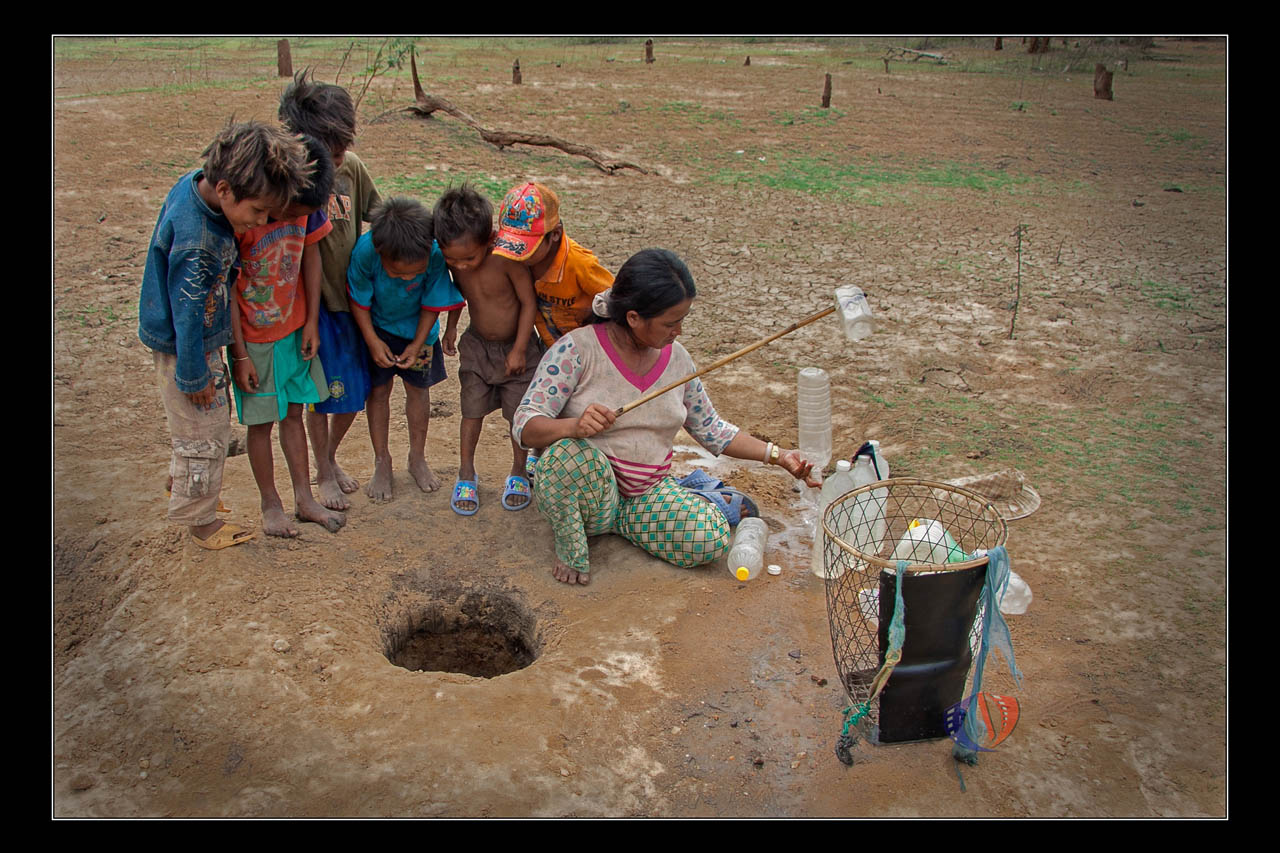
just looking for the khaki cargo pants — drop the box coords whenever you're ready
[154,350,231,526]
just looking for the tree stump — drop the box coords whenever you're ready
[744,56,750,66]
[1094,63,1114,100]
[1028,37,1051,54]
[512,59,522,85]
[821,73,832,108]
[645,39,654,64]
[994,37,1003,51]
[277,39,292,78]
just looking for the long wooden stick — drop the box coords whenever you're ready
[615,305,837,416]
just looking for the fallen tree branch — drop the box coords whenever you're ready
[405,48,649,175]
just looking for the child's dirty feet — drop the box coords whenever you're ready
[263,503,300,538]
[409,457,440,493]
[365,457,394,503]
[296,499,346,533]
[333,463,360,495]
[316,475,351,511]
[552,561,590,586]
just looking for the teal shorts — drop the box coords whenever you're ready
[232,328,329,425]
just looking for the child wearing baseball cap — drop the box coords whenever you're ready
[491,181,614,348]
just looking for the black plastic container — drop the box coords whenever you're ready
[875,562,986,743]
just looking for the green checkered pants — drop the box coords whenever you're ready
[533,439,731,575]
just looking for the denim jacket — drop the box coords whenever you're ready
[137,171,239,394]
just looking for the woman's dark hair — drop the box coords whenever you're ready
[293,135,335,210]
[607,248,696,324]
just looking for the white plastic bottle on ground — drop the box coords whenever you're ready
[728,517,768,581]
[810,459,856,578]
[834,285,874,341]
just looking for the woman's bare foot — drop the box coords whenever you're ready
[552,561,591,585]
[409,456,440,493]
[334,462,360,495]
[262,503,299,538]
[295,497,346,533]
[366,457,394,502]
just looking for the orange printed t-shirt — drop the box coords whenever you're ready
[532,236,614,347]
[235,210,332,343]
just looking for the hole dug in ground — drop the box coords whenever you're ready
[382,583,543,678]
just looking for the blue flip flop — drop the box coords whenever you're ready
[501,475,532,511]
[676,470,759,526]
[451,479,479,516]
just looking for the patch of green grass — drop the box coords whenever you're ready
[772,106,845,126]
[1010,101,1029,112]
[657,101,741,126]
[889,391,1217,523]
[706,154,1032,201]
[381,172,510,203]
[1136,279,1192,312]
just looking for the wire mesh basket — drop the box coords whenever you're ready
[821,477,1008,741]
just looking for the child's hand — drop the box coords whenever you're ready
[368,338,398,369]
[396,343,425,369]
[442,328,457,357]
[185,379,218,408]
[232,357,259,393]
[504,348,527,377]
[300,323,319,360]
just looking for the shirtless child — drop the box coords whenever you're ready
[432,185,540,515]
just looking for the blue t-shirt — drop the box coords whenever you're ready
[346,233,464,341]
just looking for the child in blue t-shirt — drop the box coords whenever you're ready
[347,197,464,502]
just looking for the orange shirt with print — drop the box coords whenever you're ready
[235,211,332,344]
[532,236,614,347]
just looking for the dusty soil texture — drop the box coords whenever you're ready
[53,37,1227,817]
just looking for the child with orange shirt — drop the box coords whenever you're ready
[490,181,614,347]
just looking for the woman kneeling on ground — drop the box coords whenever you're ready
[512,248,820,586]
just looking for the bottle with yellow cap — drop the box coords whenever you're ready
[727,517,768,581]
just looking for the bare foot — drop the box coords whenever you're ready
[333,462,359,495]
[409,457,440,493]
[316,474,351,511]
[295,497,346,533]
[263,503,300,538]
[365,457,393,503]
[552,561,591,585]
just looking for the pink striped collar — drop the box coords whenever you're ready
[595,324,672,392]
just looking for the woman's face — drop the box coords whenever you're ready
[628,298,693,350]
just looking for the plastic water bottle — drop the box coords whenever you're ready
[834,285,874,341]
[1000,570,1033,615]
[796,367,832,473]
[810,459,856,578]
[891,518,967,565]
[728,517,768,581]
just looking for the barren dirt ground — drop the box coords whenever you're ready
[53,37,1226,817]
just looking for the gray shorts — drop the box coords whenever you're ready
[457,326,544,421]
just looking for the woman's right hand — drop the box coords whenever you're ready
[574,403,617,438]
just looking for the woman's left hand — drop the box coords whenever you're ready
[778,449,821,488]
